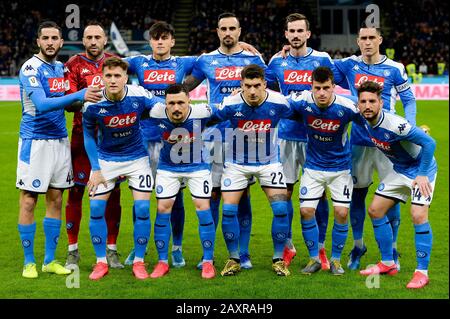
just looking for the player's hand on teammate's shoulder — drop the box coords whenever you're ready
[230,88,242,96]
[87,170,107,197]
[238,41,261,55]
[278,44,291,59]
[84,86,103,103]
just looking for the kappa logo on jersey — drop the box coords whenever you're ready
[371,137,392,151]
[86,74,104,87]
[238,119,272,132]
[144,70,176,84]
[163,131,196,144]
[307,116,341,133]
[103,112,137,128]
[98,108,108,114]
[47,77,66,92]
[215,67,244,81]
[81,68,90,74]
[233,111,244,117]
[284,70,313,84]
[354,74,385,88]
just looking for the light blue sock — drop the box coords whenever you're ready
[316,197,329,245]
[386,203,401,247]
[134,200,151,259]
[89,199,107,258]
[238,194,252,256]
[43,217,61,265]
[301,217,319,258]
[372,216,393,261]
[271,201,289,259]
[197,209,215,261]
[18,222,36,265]
[222,203,239,257]
[414,222,432,270]
[331,221,348,260]
[154,212,171,261]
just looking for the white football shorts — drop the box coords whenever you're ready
[299,168,353,209]
[155,169,212,199]
[16,138,74,193]
[280,139,306,185]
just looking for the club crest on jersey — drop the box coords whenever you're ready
[215,67,243,81]
[48,77,66,92]
[104,112,137,128]
[337,110,344,117]
[284,70,312,84]
[269,109,275,116]
[132,102,139,109]
[144,70,176,84]
[86,74,104,87]
[354,74,385,88]
[313,61,320,68]
[383,70,391,77]
[238,119,272,132]
[307,116,340,133]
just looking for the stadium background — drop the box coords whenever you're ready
[0,0,448,300]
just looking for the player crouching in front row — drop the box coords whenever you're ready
[148,84,217,279]
[357,81,436,289]
[82,57,164,280]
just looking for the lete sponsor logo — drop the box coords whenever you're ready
[215,67,244,81]
[307,116,340,132]
[238,119,272,132]
[354,74,385,88]
[144,70,176,84]
[86,74,104,87]
[371,137,391,151]
[47,77,66,92]
[103,112,137,128]
[284,70,312,84]
[163,131,196,144]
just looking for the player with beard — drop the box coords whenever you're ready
[184,13,267,270]
[64,21,124,269]
[266,13,344,270]
[17,21,101,278]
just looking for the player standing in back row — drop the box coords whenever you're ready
[334,23,417,270]
[17,21,101,279]
[184,13,267,269]
[64,21,124,269]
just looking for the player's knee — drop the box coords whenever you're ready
[157,199,173,214]
[410,205,428,224]
[300,207,315,219]
[367,204,383,219]
[194,199,209,211]
[134,200,150,219]
[334,207,348,221]
[20,194,37,215]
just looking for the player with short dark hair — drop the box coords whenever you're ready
[17,21,101,279]
[288,66,363,276]
[64,21,124,269]
[184,13,267,270]
[82,57,164,281]
[357,81,436,289]
[334,24,417,270]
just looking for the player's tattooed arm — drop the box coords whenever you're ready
[183,75,203,91]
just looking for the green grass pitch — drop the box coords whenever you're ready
[0,100,447,299]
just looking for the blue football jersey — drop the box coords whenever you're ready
[288,91,362,171]
[191,49,267,140]
[82,85,165,164]
[361,111,437,180]
[19,55,67,139]
[334,55,416,146]
[266,48,344,142]
[211,90,296,165]
[124,55,196,141]
[149,103,212,173]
